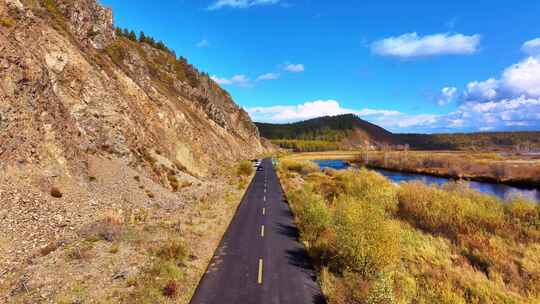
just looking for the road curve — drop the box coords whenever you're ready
[190,158,326,304]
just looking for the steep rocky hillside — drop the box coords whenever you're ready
[0,0,264,178]
[0,0,267,302]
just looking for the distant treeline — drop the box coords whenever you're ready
[258,115,540,151]
[256,115,357,141]
[397,132,540,151]
[115,27,175,55]
[271,140,340,152]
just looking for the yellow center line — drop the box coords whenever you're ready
[258,258,264,284]
[261,225,265,237]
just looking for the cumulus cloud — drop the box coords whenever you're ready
[196,39,210,48]
[256,73,280,81]
[463,56,540,102]
[283,63,305,72]
[501,56,540,97]
[521,38,540,56]
[208,0,279,10]
[446,97,540,131]
[438,86,458,105]
[211,74,251,87]
[371,32,480,58]
[464,78,499,102]
[247,100,402,125]
[442,40,540,131]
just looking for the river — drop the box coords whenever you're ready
[313,159,540,203]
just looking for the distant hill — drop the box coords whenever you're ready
[396,132,540,151]
[255,114,400,151]
[256,114,540,152]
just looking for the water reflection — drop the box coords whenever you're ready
[313,159,540,203]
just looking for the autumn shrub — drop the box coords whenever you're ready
[333,195,400,279]
[0,17,15,28]
[123,238,188,302]
[153,238,189,262]
[397,182,505,240]
[331,168,398,214]
[295,187,331,246]
[280,159,319,175]
[280,160,540,303]
[505,197,540,241]
[237,160,253,177]
[162,280,179,298]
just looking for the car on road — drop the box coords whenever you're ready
[252,159,261,168]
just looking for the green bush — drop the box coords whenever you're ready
[333,195,400,278]
[237,160,254,177]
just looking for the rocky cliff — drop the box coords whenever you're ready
[0,0,264,179]
[0,1,268,301]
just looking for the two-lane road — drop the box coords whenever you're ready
[190,158,326,304]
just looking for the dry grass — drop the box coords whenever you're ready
[237,160,254,176]
[285,150,540,187]
[278,160,540,303]
[0,17,16,28]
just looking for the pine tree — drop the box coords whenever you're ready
[156,41,166,51]
[147,36,155,46]
[128,30,137,41]
[115,27,122,37]
[139,31,146,43]
[122,28,129,37]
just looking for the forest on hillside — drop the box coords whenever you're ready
[255,114,363,141]
[397,132,540,151]
[257,115,540,152]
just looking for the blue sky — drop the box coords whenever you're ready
[99,0,540,133]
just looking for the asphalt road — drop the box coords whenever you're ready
[190,158,326,304]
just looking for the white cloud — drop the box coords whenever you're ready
[208,0,279,10]
[438,86,458,105]
[464,78,499,102]
[521,38,540,56]
[248,100,355,122]
[248,96,540,133]
[196,39,210,48]
[211,74,251,87]
[247,100,406,127]
[500,56,540,97]
[441,42,540,131]
[283,63,305,73]
[256,73,280,81]
[371,32,480,58]
[447,97,540,131]
[463,55,540,102]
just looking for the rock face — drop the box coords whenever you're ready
[55,0,115,49]
[0,0,265,178]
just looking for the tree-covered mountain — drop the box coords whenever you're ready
[255,114,398,150]
[256,114,540,151]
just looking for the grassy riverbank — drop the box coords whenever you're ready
[277,159,540,303]
[284,151,540,188]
